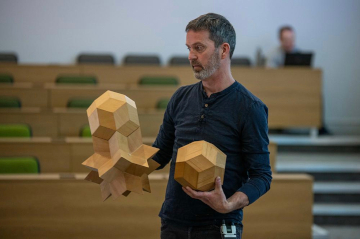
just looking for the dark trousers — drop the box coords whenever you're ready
[161,219,242,239]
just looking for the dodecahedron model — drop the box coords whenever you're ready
[82,90,160,201]
[174,140,226,191]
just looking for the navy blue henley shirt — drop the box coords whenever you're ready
[152,80,272,226]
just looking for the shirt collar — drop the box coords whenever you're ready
[199,80,238,99]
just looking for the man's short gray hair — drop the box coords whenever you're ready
[186,13,236,59]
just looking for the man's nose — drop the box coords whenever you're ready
[188,50,197,61]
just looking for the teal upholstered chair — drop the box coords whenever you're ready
[0,124,32,137]
[123,55,161,65]
[139,76,179,86]
[67,98,94,108]
[56,75,97,84]
[0,96,21,108]
[156,98,170,109]
[0,74,14,84]
[80,125,91,137]
[77,54,115,65]
[0,157,40,174]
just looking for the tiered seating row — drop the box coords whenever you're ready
[0,173,313,239]
[0,108,163,138]
[0,137,277,174]
[1,78,322,129]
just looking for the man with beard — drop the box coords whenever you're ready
[152,13,272,239]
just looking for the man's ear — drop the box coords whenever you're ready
[221,43,230,59]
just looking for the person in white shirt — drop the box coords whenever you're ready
[266,26,300,68]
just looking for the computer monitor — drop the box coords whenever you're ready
[284,53,313,67]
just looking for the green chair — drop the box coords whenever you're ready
[156,98,170,109]
[0,157,40,174]
[139,76,179,86]
[0,124,32,137]
[123,55,161,65]
[0,96,21,108]
[0,53,18,63]
[56,75,97,84]
[0,74,14,84]
[77,54,115,65]
[80,125,91,137]
[67,98,94,108]
[168,56,189,65]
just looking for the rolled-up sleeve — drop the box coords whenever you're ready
[237,101,272,204]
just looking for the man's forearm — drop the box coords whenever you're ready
[227,191,249,212]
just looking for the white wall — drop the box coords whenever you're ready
[1,0,359,134]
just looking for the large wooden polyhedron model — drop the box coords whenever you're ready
[82,90,160,201]
[174,141,226,191]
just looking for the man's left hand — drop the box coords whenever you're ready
[182,176,248,214]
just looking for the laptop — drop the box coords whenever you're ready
[284,53,313,67]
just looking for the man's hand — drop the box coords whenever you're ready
[182,177,249,214]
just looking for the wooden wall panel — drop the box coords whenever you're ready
[243,174,313,239]
[0,64,81,83]
[0,66,322,128]
[48,85,177,109]
[0,83,48,108]
[0,173,312,239]
[0,139,71,172]
[0,109,58,137]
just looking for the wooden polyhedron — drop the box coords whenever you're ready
[82,90,160,201]
[174,141,226,191]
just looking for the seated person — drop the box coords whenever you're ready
[266,26,330,135]
[266,26,300,68]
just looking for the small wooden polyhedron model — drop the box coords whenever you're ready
[174,140,226,191]
[82,90,160,201]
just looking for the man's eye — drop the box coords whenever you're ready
[195,46,203,51]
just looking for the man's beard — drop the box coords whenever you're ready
[191,49,221,80]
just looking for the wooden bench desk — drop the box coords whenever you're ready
[0,135,276,174]
[0,108,58,137]
[45,84,178,108]
[0,83,48,108]
[0,138,71,172]
[0,108,168,138]
[81,64,195,85]
[1,65,322,131]
[0,64,81,84]
[0,173,312,239]
[53,108,164,138]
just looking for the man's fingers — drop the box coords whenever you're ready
[214,176,223,192]
[182,186,199,198]
[183,186,207,199]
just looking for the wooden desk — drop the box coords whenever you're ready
[0,137,166,173]
[0,108,58,137]
[52,108,164,138]
[234,68,322,128]
[242,174,313,239]
[0,83,48,108]
[0,108,163,138]
[0,135,276,175]
[81,65,196,85]
[1,65,322,129]
[0,173,312,239]
[0,138,71,172]
[46,84,177,108]
[67,137,277,174]
[0,64,81,83]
